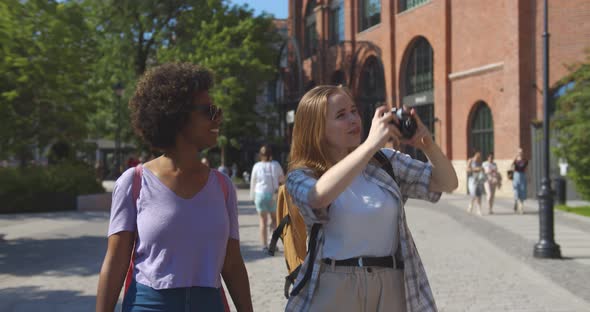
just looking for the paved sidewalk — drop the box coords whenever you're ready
[0,189,588,311]
[233,189,590,311]
[431,193,590,304]
[405,195,590,312]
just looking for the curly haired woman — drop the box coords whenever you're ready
[96,63,253,312]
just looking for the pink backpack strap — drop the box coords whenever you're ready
[124,165,143,296]
[132,164,143,205]
[214,170,229,204]
[213,169,232,312]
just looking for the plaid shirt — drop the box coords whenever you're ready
[285,148,441,312]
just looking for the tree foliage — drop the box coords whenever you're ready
[0,0,96,164]
[553,52,590,200]
[85,0,281,154]
[1,0,280,165]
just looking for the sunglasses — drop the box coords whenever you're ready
[193,104,222,121]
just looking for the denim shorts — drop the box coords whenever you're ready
[122,279,224,312]
[254,192,276,213]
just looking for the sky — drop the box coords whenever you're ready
[229,0,288,19]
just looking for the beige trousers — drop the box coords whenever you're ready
[308,264,407,312]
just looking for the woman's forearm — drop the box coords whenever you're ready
[223,260,253,312]
[310,142,379,209]
[96,233,134,312]
[249,174,256,200]
[96,258,128,311]
[422,141,458,192]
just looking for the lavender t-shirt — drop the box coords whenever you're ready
[108,167,239,289]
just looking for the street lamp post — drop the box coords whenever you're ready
[534,0,561,259]
[113,83,124,177]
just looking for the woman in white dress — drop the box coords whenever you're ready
[249,145,285,252]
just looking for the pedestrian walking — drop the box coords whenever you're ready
[284,85,458,311]
[482,153,501,214]
[512,148,528,214]
[467,151,485,215]
[249,144,284,252]
[96,63,253,312]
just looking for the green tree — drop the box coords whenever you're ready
[553,52,590,200]
[158,4,280,161]
[0,0,97,165]
[85,0,280,160]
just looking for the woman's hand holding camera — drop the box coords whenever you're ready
[364,106,400,152]
[365,105,457,192]
[365,105,433,152]
[404,109,434,151]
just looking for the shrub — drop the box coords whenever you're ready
[553,57,590,200]
[0,163,104,213]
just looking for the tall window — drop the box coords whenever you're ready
[359,57,385,138]
[399,0,429,12]
[329,0,344,45]
[304,0,318,58]
[469,102,494,159]
[359,0,381,31]
[405,37,433,95]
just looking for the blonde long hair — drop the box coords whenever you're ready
[288,85,354,178]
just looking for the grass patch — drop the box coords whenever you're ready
[555,205,590,217]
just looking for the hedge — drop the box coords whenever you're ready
[0,163,104,213]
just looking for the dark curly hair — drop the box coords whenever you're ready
[129,63,213,150]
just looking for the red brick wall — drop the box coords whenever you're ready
[532,0,590,119]
[449,0,522,160]
[289,0,590,163]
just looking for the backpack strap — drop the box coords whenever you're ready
[289,222,321,297]
[214,170,229,204]
[373,150,398,185]
[372,150,405,270]
[131,165,143,206]
[284,265,301,299]
[268,215,290,256]
[213,169,232,312]
[124,165,143,296]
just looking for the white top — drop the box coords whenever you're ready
[250,160,284,198]
[482,161,497,174]
[322,173,398,260]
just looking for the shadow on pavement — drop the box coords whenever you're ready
[0,236,106,277]
[0,211,110,222]
[241,243,283,264]
[237,206,258,216]
[237,200,255,207]
[0,286,95,312]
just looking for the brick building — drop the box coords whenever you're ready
[284,0,590,197]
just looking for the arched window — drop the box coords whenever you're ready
[399,0,429,12]
[358,56,385,139]
[329,0,345,45]
[469,102,494,158]
[359,0,381,31]
[400,37,434,161]
[304,1,317,58]
[405,37,433,95]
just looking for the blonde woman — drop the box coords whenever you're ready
[250,145,285,252]
[284,85,457,311]
[466,151,484,215]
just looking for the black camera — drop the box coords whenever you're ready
[390,108,417,139]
